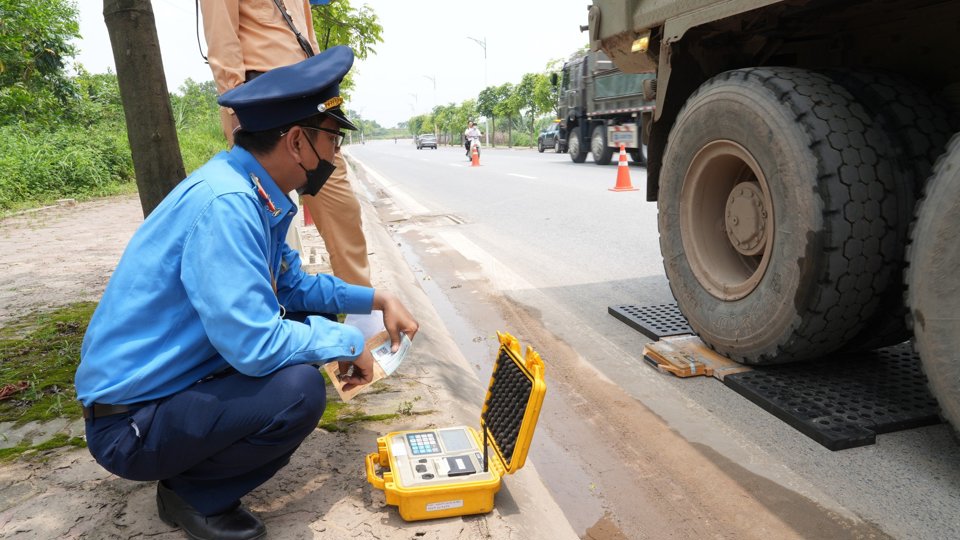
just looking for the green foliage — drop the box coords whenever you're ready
[170,78,220,131]
[319,397,401,432]
[408,114,427,136]
[0,123,135,212]
[0,302,97,426]
[0,0,80,125]
[510,131,535,147]
[492,83,518,122]
[0,434,87,462]
[178,123,228,174]
[311,0,384,99]
[170,78,227,173]
[407,53,574,146]
[72,69,125,127]
[0,68,227,212]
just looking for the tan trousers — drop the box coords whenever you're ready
[301,152,370,286]
[221,108,371,287]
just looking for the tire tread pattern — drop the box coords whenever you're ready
[663,67,903,364]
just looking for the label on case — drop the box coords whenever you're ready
[426,500,464,512]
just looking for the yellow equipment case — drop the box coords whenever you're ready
[365,332,546,521]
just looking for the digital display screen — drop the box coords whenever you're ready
[438,428,473,452]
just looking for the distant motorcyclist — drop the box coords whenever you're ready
[463,121,482,157]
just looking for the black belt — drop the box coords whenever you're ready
[245,70,264,82]
[82,403,131,419]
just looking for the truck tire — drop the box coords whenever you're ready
[591,125,614,165]
[659,67,902,364]
[826,71,958,351]
[906,134,960,434]
[629,145,647,167]
[568,130,588,163]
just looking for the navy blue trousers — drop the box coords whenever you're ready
[84,364,326,515]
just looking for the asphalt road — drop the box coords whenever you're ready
[345,139,960,539]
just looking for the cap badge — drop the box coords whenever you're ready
[317,96,343,113]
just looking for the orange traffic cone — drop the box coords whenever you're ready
[302,199,314,226]
[471,144,480,167]
[609,143,638,192]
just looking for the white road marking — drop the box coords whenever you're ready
[507,173,537,179]
[348,155,431,215]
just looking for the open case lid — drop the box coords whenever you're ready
[479,332,546,474]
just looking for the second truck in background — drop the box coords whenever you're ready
[555,50,655,167]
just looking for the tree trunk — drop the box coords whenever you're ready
[103,0,185,218]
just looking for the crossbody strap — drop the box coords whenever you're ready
[271,0,316,58]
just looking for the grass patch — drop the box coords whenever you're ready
[0,302,96,425]
[318,390,432,432]
[319,399,400,432]
[0,434,87,463]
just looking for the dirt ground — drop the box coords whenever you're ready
[0,183,578,539]
[0,153,894,540]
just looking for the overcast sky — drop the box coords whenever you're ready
[74,1,590,128]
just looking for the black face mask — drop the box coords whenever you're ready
[297,136,336,197]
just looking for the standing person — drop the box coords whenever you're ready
[76,48,419,540]
[200,0,371,286]
[464,120,482,157]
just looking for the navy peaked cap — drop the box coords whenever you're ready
[218,45,358,132]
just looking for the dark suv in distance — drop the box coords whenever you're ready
[416,134,438,149]
[537,123,562,153]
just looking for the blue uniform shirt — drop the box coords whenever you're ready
[75,146,373,406]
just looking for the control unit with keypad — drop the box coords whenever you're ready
[366,332,546,521]
[389,427,495,487]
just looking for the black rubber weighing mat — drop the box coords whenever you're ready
[723,344,941,450]
[609,302,942,450]
[608,303,692,339]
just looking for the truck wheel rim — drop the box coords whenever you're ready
[680,140,773,301]
[592,131,604,156]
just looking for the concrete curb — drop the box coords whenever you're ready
[338,150,580,539]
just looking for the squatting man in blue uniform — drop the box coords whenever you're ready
[75,46,419,540]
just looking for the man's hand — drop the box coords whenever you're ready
[338,349,375,391]
[372,290,419,352]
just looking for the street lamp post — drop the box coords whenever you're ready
[422,75,436,108]
[466,36,489,147]
[422,75,437,137]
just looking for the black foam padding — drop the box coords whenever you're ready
[608,303,692,339]
[723,343,941,450]
[482,349,532,464]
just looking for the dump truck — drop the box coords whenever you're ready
[556,50,656,165]
[586,0,960,431]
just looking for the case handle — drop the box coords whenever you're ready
[365,452,385,490]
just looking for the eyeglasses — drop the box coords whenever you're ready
[300,126,345,149]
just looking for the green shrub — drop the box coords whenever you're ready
[510,132,535,147]
[0,123,134,212]
[178,123,228,174]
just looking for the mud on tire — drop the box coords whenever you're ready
[659,67,904,364]
[906,133,960,434]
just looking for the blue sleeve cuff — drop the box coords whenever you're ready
[341,285,375,314]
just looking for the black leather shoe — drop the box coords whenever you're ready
[156,482,266,540]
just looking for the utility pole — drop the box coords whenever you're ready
[422,75,437,138]
[466,36,489,147]
[103,0,185,217]
[422,74,436,108]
